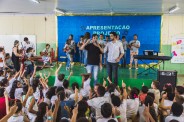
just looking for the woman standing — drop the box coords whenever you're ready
[12,40,22,72]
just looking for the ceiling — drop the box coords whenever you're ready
[0,0,183,15]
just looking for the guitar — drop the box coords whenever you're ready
[40,51,49,56]
[128,41,136,49]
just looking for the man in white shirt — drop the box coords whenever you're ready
[23,37,35,51]
[99,32,124,85]
[128,34,140,69]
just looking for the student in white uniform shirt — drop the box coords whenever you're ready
[3,90,29,122]
[80,73,91,97]
[7,101,29,122]
[128,34,140,69]
[111,82,128,122]
[160,92,175,116]
[126,88,139,120]
[173,95,184,119]
[51,86,64,105]
[149,80,160,105]
[0,70,4,81]
[4,70,20,95]
[69,82,80,100]
[23,37,35,52]
[87,85,111,119]
[63,79,73,97]
[175,86,184,97]
[97,103,121,122]
[54,64,65,87]
[5,53,13,69]
[165,102,183,122]
[139,96,158,122]
[9,80,23,100]
[0,47,7,70]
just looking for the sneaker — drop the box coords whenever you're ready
[66,67,69,70]
[50,64,54,67]
[129,67,132,69]
[136,68,138,70]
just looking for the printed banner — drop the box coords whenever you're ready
[171,37,184,63]
[57,16,161,63]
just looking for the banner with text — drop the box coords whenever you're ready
[58,16,161,63]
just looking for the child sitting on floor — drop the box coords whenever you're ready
[40,44,53,69]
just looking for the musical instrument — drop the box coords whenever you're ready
[134,55,172,75]
[20,42,27,64]
[134,55,171,61]
[128,41,136,49]
[40,51,49,56]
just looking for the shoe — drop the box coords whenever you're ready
[135,68,138,70]
[129,67,132,69]
[50,64,54,67]
[66,67,69,70]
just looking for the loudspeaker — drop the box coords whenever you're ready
[157,70,177,91]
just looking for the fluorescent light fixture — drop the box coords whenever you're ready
[54,8,66,14]
[169,4,180,13]
[31,0,40,4]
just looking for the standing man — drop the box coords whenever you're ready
[80,34,102,85]
[99,32,124,85]
[128,34,140,69]
[121,36,128,68]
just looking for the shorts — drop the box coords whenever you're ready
[42,56,50,64]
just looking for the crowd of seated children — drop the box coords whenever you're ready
[0,51,183,122]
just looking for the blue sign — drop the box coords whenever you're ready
[58,16,161,63]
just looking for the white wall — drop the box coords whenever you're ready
[0,15,56,44]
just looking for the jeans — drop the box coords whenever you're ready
[107,62,119,85]
[66,53,73,69]
[25,64,34,77]
[83,50,87,66]
[79,50,83,63]
[86,65,99,85]
[102,53,107,65]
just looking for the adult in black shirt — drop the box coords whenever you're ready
[80,34,102,85]
[12,40,23,72]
